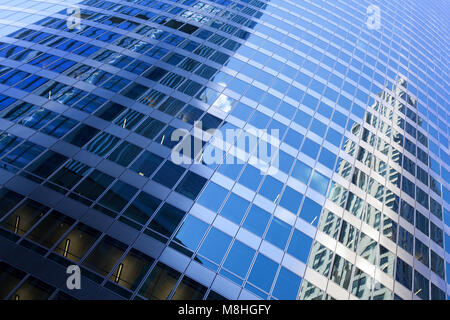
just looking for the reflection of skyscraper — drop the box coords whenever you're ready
[0,0,448,300]
[303,78,447,300]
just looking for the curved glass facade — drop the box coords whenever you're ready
[0,0,448,300]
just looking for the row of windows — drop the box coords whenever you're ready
[0,187,302,300]
[171,212,308,299]
[1,77,338,213]
[0,261,75,300]
[328,173,443,252]
[0,205,225,300]
[0,62,108,113]
[307,240,446,300]
[0,125,322,285]
[0,96,80,139]
[0,130,209,233]
[35,11,234,67]
[80,0,263,41]
[4,30,100,58]
[366,94,442,180]
[0,126,319,297]
[318,208,445,280]
[340,129,443,220]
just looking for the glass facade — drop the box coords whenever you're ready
[0,0,448,300]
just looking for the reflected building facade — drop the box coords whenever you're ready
[0,0,448,300]
[305,78,447,300]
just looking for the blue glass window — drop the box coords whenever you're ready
[414,270,429,300]
[248,111,270,129]
[325,127,342,147]
[198,228,232,265]
[153,161,185,189]
[300,197,322,226]
[197,182,228,212]
[130,151,163,177]
[223,241,255,278]
[287,230,313,262]
[272,267,301,299]
[400,200,415,224]
[248,254,277,292]
[107,142,142,167]
[318,148,337,170]
[174,215,208,252]
[268,119,287,138]
[175,171,207,200]
[231,102,253,121]
[26,150,67,179]
[278,102,295,119]
[310,119,327,136]
[63,124,99,147]
[301,138,320,159]
[74,170,114,201]
[309,171,330,195]
[284,129,304,149]
[149,203,185,237]
[3,141,44,169]
[98,181,138,213]
[243,205,270,236]
[332,110,347,128]
[265,217,291,249]
[217,160,244,180]
[302,94,319,110]
[238,165,263,191]
[220,193,250,224]
[291,160,312,184]
[278,151,294,174]
[294,110,312,129]
[279,186,303,214]
[259,176,283,202]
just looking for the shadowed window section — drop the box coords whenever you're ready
[175,171,207,200]
[149,203,185,237]
[139,263,180,300]
[0,199,50,236]
[172,276,207,300]
[0,262,26,299]
[123,191,161,225]
[82,236,127,277]
[54,223,101,263]
[26,211,75,249]
[110,249,154,291]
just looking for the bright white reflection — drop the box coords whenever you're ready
[0,0,82,37]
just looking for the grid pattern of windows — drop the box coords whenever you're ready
[0,0,447,300]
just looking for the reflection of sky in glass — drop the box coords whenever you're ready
[212,93,234,113]
[0,0,82,37]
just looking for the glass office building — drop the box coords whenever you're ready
[0,0,448,300]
